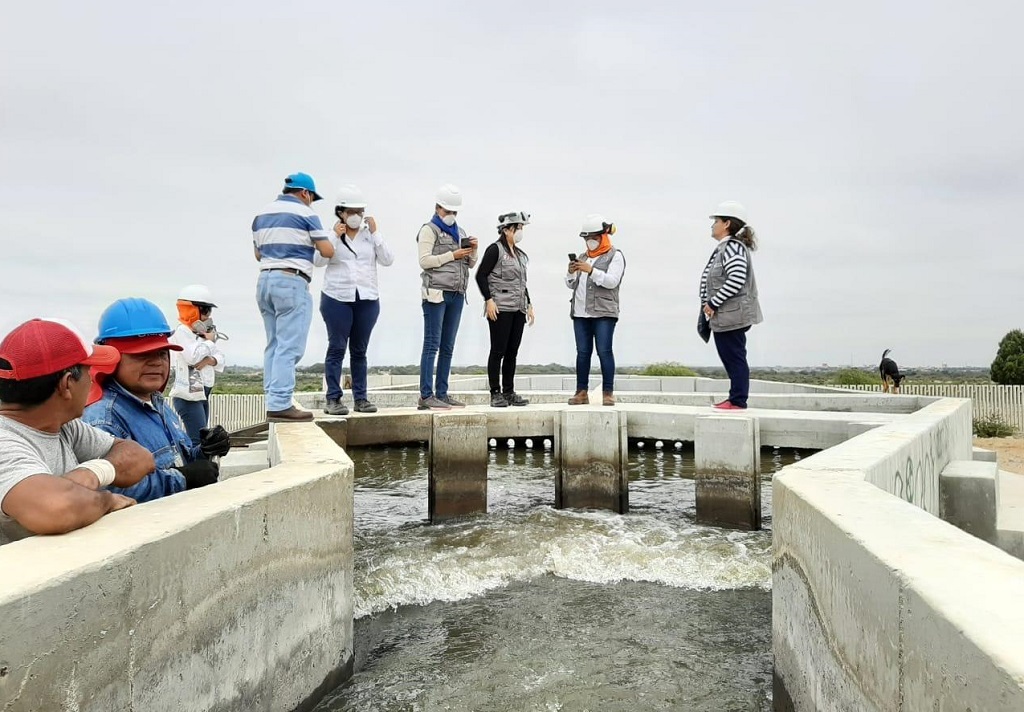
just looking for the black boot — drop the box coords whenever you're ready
[490,392,508,407]
[504,392,529,406]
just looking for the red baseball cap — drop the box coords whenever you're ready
[102,335,183,355]
[0,319,120,381]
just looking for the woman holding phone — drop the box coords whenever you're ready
[416,183,478,410]
[475,211,534,407]
[566,214,625,406]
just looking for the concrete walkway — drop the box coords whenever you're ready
[312,401,907,451]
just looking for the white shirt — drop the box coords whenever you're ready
[0,417,114,545]
[566,251,626,318]
[316,225,395,301]
[169,324,225,400]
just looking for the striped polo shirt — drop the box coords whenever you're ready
[252,194,330,278]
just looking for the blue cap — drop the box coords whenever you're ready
[283,172,323,201]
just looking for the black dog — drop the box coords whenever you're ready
[879,349,905,393]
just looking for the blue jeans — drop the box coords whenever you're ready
[420,292,465,399]
[172,388,211,447]
[573,317,617,392]
[320,293,381,401]
[257,270,313,411]
[714,326,751,407]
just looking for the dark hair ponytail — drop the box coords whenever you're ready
[726,219,758,251]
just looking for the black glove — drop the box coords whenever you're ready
[199,425,231,458]
[174,460,220,489]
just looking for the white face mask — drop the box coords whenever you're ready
[441,214,457,227]
[345,214,363,230]
[586,238,600,252]
[513,230,524,244]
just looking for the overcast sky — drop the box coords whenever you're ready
[2,1,1021,369]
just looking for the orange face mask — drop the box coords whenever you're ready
[586,233,613,259]
[177,300,201,327]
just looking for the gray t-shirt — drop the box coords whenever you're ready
[0,416,115,545]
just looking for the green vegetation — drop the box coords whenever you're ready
[990,329,1024,385]
[213,363,996,395]
[831,368,877,386]
[214,369,323,395]
[638,362,699,377]
[973,414,1016,438]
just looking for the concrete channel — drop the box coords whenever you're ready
[2,377,1023,711]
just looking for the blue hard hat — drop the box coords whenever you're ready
[283,172,323,201]
[96,298,174,344]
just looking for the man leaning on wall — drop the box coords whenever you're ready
[0,319,156,546]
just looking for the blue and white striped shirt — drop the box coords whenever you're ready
[252,194,330,277]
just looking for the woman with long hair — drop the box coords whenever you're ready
[700,201,763,410]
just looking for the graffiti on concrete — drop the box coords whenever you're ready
[888,416,961,512]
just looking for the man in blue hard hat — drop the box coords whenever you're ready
[84,298,230,502]
[252,172,336,422]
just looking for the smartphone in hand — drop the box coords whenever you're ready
[568,253,577,261]
[461,238,473,249]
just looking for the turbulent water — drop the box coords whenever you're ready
[313,441,805,712]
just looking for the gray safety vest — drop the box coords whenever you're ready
[706,239,763,332]
[487,242,529,313]
[569,249,625,319]
[419,223,469,294]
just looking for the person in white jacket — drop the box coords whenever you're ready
[169,284,226,445]
[315,185,394,415]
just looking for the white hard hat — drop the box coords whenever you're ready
[178,284,216,307]
[335,184,367,209]
[580,213,614,236]
[497,211,531,228]
[710,201,747,223]
[435,183,463,211]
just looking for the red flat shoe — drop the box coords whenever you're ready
[713,402,747,410]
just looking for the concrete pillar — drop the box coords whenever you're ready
[556,409,628,513]
[429,412,488,521]
[973,447,997,463]
[695,415,761,530]
[939,460,999,544]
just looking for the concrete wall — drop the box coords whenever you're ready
[0,423,354,712]
[773,398,1024,711]
[792,398,972,515]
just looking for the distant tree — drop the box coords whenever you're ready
[990,329,1024,385]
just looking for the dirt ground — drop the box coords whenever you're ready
[974,437,1024,475]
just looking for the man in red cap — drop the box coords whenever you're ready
[84,298,226,502]
[0,319,157,545]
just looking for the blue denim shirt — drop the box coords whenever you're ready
[83,381,200,502]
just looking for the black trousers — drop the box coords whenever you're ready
[488,310,527,394]
[713,326,751,407]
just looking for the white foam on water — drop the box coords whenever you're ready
[355,507,770,618]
